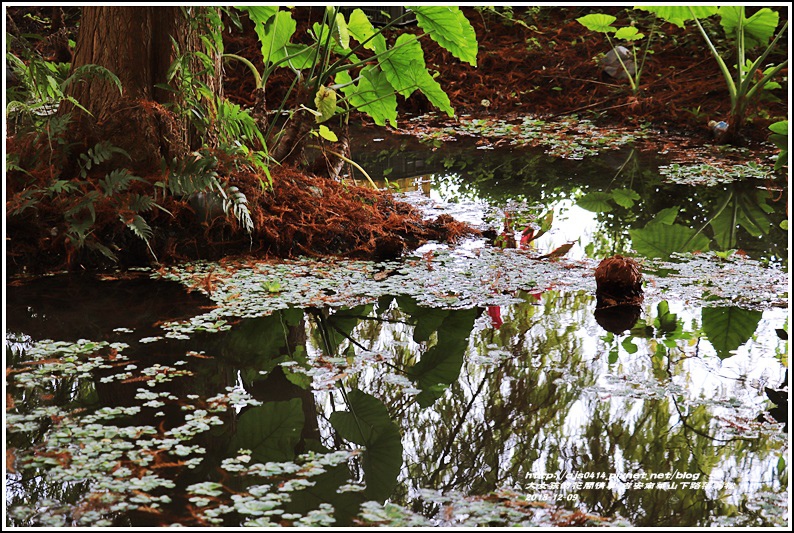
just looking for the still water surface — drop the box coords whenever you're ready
[5,133,789,527]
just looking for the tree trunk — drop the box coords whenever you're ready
[64,7,221,172]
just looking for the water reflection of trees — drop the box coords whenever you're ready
[354,138,787,263]
[329,291,785,526]
[6,279,787,527]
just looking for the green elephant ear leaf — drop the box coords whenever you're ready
[576,13,617,33]
[405,307,479,407]
[637,6,718,28]
[718,6,779,49]
[701,306,762,359]
[410,6,478,66]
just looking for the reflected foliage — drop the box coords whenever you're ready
[351,134,787,264]
[5,275,788,527]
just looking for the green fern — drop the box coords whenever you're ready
[161,154,222,197]
[216,98,266,148]
[98,169,145,196]
[127,193,157,213]
[47,179,83,196]
[86,240,120,262]
[123,214,158,262]
[80,142,131,178]
[124,213,153,240]
[61,64,123,96]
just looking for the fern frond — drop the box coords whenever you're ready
[86,240,119,262]
[62,64,123,96]
[47,179,83,196]
[124,213,154,241]
[80,142,132,178]
[65,217,95,248]
[165,154,221,196]
[99,169,145,196]
[222,185,254,233]
[124,214,158,262]
[127,193,156,213]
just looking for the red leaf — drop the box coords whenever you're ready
[487,306,503,329]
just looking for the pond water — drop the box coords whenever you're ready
[5,127,789,527]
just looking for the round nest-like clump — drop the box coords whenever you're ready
[594,255,644,308]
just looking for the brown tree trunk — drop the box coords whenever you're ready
[64,7,221,172]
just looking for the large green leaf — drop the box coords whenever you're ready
[577,191,613,213]
[396,296,448,342]
[330,389,402,501]
[334,12,350,50]
[379,34,425,98]
[259,10,297,66]
[769,120,788,171]
[377,34,455,116]
[282,43,315,70]
[636,6,718,28]
[412,60,454,117]
[337,67,398,127]
[238,6,279,26]
[718,6,779,49]
[647,206,680,226]
[347,8,387,54]
[314,85,337,123]
[611,188,641,208]
[576,13,617,33]
[737,191,772,237]
[702,306,762,359]
[629,223,710,258]
[410,6,478,66]
[228,398,304,462]
[331,389,392,444]
[709,198,738,250]
[769,120,788,136]
[320,304,374,354]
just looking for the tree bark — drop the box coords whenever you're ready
[64,7,221,172]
